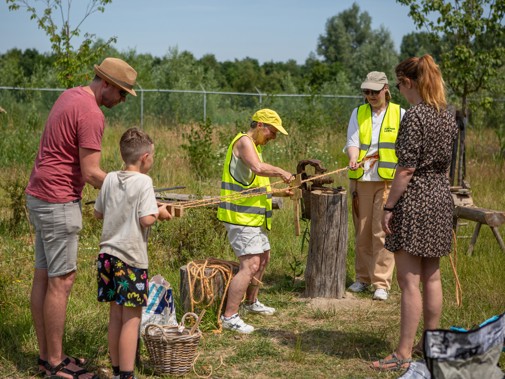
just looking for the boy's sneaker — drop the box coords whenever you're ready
[348,281,369,293]
[242,299,275,315]
[373,288,389,301]
[220,314,254,334]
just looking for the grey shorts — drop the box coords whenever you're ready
[224,223,270,257]
[26,194,82,277]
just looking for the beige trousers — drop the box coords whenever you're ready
[350,180,395,290]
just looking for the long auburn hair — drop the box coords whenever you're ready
[395,54,447,111]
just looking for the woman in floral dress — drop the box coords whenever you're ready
[372,54,458,371]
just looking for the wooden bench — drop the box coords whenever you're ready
[453,205,505,255]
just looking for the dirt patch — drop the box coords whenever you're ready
[306,292,369,312]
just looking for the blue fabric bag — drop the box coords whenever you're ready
[141,274,177,331]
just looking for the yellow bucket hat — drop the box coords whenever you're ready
[252,108,288,135]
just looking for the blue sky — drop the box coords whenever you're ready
[0,0,418,63]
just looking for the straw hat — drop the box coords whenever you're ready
[94,58,137,96]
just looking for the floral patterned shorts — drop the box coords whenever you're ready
[96,252,149,307]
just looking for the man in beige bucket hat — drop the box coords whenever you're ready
[25,57,137,379]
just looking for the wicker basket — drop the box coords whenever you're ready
[142,312,202,376]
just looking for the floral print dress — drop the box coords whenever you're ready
[385,102,458,257]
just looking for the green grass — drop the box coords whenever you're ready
[0,121,504,378]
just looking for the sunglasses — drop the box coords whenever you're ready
[362,89,382,96]
[119,89,128,98]
[395,82,401,90]
[265,124,278,135]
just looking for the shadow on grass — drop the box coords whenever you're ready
[257,327,389,361]
[262,271,358,296]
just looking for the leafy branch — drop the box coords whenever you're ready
[6,0,117,87]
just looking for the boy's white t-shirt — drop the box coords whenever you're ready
[95,171,159,269]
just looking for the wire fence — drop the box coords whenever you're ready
[1,86,503,132]
[0,86,363,128]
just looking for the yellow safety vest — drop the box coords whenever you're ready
[348,102,401,180]
[217,133,273,230]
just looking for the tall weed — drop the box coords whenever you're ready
[181,119,221,180]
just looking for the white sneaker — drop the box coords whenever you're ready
[220,314,254,334]
[373,288,389,300]
[242,299,276,315]
[348,281,369,293]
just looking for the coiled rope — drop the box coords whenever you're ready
[186,258,239,333]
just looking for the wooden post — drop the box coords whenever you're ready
[292,174,302,236]
[304,189,348,299]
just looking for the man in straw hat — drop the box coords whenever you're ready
[25,57,137,378]
[217,108,293,334]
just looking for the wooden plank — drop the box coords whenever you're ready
[454,206,505,227]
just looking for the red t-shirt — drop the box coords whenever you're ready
[26,86,105,203]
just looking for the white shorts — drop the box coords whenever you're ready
[224,223,270,257]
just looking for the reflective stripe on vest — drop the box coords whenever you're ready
[217,133,272,230]
[348,102,401,180]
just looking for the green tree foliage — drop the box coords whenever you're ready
[397,0,505,115]
[399,31,442,61]
[221,57,261,93]
[317,3,372,66]
[6,0,117,88]
[316,3,398,86]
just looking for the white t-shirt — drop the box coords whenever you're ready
[344,105,406,181]
[95,171,159,269]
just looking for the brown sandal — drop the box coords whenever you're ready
[45,357,98,379]
[371,352,412,371]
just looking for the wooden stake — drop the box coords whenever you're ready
[292,174,302,236]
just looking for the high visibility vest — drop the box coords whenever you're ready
[217,133,272,230]
[348,102,401,180]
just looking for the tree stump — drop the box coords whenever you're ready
[304,189,348,299]
[179,259,239,313]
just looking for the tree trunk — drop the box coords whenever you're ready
[304,189,348,299]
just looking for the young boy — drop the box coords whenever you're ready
[94,128,171,379]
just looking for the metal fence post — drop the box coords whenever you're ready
[200,84,207,121]
[137,82,144,128]
[255,87,262,104]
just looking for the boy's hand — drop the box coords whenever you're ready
[157,203,172,221]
